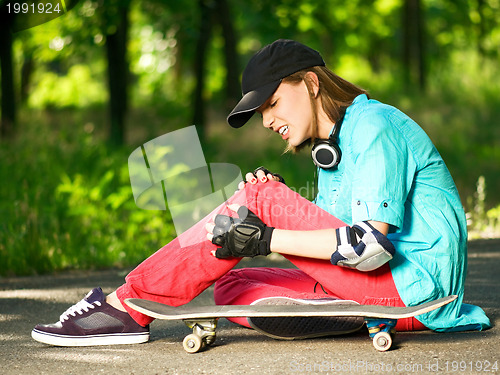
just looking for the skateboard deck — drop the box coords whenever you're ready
[125,295,457,353]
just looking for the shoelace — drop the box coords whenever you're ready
[59,298,102,322]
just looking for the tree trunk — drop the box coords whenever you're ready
[192,0,213,143]
[0,9,16,138]
[213,0,240,109]
[476,0,486,57]
[105,0,130,146]
[402,0,426,90]
[21,53,34,104]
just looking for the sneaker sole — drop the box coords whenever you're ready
[31,329,149,347]
[248,297,365,340]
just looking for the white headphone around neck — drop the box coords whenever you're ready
[311,113,344,169]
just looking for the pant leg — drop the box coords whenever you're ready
[214,267,337,306]
[115,189,250,325]
[117,181,337,325]
[215,266,426,331]
[214,267,341,327]
[117,181,424,330]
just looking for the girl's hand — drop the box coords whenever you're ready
[205,204,240,244]
[238,166,285,190]
[205,205,274,258]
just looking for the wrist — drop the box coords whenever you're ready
[261,226,274,255]
[269,228,284,254]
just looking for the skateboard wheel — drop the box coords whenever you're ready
[372,331,392,352]
[183,334,203,353]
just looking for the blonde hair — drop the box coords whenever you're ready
[282,66,368,153]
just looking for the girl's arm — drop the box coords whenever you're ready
[270,221,389,260]
[206,204,393,271]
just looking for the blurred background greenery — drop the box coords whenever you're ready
[0,0,499,276]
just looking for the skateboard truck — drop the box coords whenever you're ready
[181,317,398,353]
[182,319,218,353]
[366,318,397,351]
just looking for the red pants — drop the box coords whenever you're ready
[116,181,426,331]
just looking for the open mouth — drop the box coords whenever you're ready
[278,125,289,136]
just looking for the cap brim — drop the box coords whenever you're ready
[227,80,280,128]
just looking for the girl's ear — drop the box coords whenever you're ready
[304,71,320,98]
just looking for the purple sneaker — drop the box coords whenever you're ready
[31,287,149,346]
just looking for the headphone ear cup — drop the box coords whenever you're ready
[312,111,345,170]
[311,140,341,169]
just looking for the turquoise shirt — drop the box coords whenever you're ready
[315,94,490,331]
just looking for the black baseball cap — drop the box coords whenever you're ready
[227,39,325,128]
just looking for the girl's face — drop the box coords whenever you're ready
[257,80,314,147]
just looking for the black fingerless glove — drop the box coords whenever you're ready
[212,206,274,259]
[253,166,286,184]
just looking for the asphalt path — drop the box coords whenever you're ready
[1,239,498,374]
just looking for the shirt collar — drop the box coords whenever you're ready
[352,93,368,105]
[328,94,368,136]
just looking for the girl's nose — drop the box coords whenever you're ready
[262,109,274,129]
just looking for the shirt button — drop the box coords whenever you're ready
[383,202,388,208]
[357,201,361,205]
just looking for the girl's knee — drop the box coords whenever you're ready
[241,181,294,215]
[243,180,289,200]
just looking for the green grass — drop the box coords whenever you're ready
[0,109,177,276]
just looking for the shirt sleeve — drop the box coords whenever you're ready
[349,109,417,230]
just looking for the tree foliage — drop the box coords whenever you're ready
[0,0,499,275]
[4,0,499,129]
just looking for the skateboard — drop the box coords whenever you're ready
[125,295,457,353]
